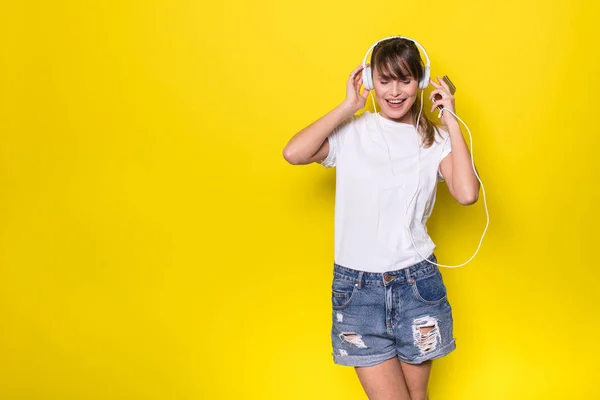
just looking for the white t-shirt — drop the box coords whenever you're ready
[321,111,452,272]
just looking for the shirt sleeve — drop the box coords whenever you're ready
[437,130,453,181]
[320,116,354,168]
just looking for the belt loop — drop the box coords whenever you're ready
[404,267,412,283]
[356,271,364,289]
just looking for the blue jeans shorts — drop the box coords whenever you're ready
[331,254,456,366]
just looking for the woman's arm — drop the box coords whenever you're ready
[438,120,480,205]
[282,102,356,165]
[282,64,370,165]
[430,76,480,205]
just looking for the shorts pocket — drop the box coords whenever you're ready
[411,269,447,305]
[331,276,357,310]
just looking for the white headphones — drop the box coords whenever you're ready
[361,36,431,91]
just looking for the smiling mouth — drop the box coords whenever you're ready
[386,98,406,106]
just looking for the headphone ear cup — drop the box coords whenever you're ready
[362,66,374,90]
[419,66,430,90]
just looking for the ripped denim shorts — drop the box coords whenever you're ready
[331,254,456,366]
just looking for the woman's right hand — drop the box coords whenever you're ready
[343,64,371,113]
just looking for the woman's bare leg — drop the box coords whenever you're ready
[400,360,433,400]
[355,358,411,400]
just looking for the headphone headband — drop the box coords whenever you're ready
[361,36,431,90]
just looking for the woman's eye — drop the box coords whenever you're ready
[403,81,410,84]
[380,81,388,85]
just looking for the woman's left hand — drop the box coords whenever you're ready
[429,76,457,126]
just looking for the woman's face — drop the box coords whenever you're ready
[372,65,419,124]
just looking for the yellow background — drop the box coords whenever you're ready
[1,0,598,399]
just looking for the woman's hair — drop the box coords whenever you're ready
[371,38,440,148]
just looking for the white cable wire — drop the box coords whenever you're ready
[405,92,424,216]
[371,93,396,176]
[408,107,490,268]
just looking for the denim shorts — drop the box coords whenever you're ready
[331,254,456,366]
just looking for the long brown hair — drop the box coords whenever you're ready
[371,38,440,148]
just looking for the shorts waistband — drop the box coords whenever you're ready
[333,254,438,286]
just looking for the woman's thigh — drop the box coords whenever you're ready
[355,357,411,400]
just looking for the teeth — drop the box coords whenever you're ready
[387,99,404,104]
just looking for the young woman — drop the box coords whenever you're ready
[283,37,480,400]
